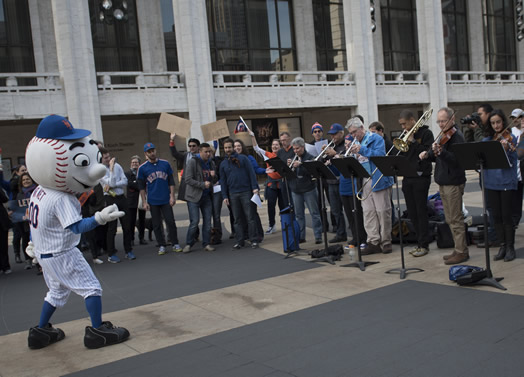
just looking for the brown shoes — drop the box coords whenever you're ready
[444,252,469,265]
[442,251,456,261]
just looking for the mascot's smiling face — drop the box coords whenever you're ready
[25,115,107,194]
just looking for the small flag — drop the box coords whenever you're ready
[234,119,248,134]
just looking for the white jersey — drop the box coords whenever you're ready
[29,186,82,256]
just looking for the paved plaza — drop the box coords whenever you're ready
[1,171,524,377]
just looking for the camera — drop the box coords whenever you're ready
[460,112,482,125]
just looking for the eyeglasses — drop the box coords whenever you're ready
[313,130,322,133]
[189,144,198,148]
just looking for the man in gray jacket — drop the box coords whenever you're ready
[182,143,216,253]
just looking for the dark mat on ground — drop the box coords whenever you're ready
[67,280,524,377]
[0,237,318,335]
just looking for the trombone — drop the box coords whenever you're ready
[355,109,433,201]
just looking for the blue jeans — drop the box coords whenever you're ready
[186,195,212,247]
[291,188,322,240]
[328,183,347,239]
[230,191,256,244]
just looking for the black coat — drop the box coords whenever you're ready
[125,169,140,208]
[0,189,11,231]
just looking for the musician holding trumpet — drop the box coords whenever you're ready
[287,137,323,244]
[419,107,469,265]
[396,110,434,257]
[346,117,394,255]
[320,123,348,244]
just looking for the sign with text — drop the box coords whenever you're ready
[201,119,230,142]
[156,112,192,139]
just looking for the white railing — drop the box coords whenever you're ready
[96,72,185,90]
[0,72,61,93]
[446,71,524,84]
[375,71,426,85]
[213,71,355,88]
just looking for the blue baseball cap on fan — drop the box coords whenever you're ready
[144,142,156,152]
[36,115,91,140]
[328,123,344,134]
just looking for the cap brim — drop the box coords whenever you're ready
[56,129,92,140]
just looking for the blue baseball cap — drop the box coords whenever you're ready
[36,115,91,140]
[144,142,156,152]
[328,123,344,134]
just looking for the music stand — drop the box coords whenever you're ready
[331,157,378,271]
[266,157,301,258]
[450,141,508,291]
[370,155,424,279]
[302,160,337,265]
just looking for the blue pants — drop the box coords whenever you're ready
[291,188,322,240]
[186,195,212,247]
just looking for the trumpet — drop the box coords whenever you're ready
[356,109,433,201]
[344,138,358,157]
[288,153,298,169]
[314,140,335,161]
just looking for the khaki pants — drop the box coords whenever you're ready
[362,185,392,247]
[440,184,468,254]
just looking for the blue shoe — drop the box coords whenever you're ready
[125,251,136,260]
[107,255,121,264]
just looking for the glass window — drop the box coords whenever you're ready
[442,0,469,71]
[483,0,516,71]
[207,0,296,75]
[88,0,142,83]
[380,0,419,71]
[0,0,35,85]
[313,0,347,71]
[160,0,178,71]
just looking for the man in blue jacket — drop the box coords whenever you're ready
[347,118,394,254]
[219,138,260,249]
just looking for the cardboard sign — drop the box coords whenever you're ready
[156,112,192,139]
[201,119,230,142]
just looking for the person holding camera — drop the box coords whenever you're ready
[462,104,493,142]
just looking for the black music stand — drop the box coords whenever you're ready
[302,160,337,265]
[370,155,424,279]
[450,141,508,291]
[266,157,301,258]
[331,157,378,271]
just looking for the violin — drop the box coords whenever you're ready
[493,129,516,152]
[437,126,457,146]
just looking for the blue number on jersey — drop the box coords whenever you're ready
[28,202,39,229]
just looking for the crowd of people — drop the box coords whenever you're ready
[1,103,523,276]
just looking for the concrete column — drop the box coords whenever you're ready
[343,0,378,123]
[416,0,447,135]
[50,0,103,140]
[372,2,385,71]
[172,0,215,142]
[467,0,486,71]
[136,0,167,74]
[293,1,317,73]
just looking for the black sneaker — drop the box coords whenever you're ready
[232,243,244,250]
[251,242,259,249]
[84,321,130,349]
[28,323,65,349]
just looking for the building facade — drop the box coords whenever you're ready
[1,0,524,172]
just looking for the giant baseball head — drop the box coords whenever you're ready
[25,115,106,194]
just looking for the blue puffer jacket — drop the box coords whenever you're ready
[358,131,394,192]
[482,136,518,191]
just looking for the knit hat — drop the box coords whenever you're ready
[311,122,323,134]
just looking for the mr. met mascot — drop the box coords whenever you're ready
[25,115,130,349]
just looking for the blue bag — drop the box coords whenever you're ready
[449,265,484,282]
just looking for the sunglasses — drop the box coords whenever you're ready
[189,144,198,148]
[313,130,322,133]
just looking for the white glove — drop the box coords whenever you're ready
[95,204,125,225]
[26,241,35,259]
[248,130,255,137]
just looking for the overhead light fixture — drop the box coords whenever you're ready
[98,0,128,25]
